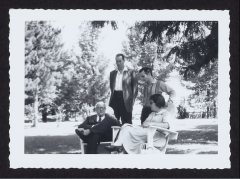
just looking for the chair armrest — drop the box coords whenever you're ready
[111,126,121,129]
[149,125,178,140]
[111,126,121,143]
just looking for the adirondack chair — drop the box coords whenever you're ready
[141,125,178,154]
[79,126,121,154]
[111,125,178,154]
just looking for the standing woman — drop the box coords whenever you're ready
[105,94,171,154]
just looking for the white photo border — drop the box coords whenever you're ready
[9,10,230,169]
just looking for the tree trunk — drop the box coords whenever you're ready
[213,101,217,118]
[32,88,38,127]
[207,106,209,119]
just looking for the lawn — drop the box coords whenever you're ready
[24,118,218,154]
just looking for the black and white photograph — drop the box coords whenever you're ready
[9,10,230,168]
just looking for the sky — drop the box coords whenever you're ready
[52,21,133,73]
[51,21,193,108]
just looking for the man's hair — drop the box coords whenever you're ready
[116,53,125,60]
[95,102,106,109]
[139,67,153,76]
[149,94,165,108]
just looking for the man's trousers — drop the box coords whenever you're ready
[75,130,112,154]
[111,91,132,124]
[140,106,152,124]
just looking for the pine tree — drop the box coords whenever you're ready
[76,24,110,106]
[92,21,218,78]
[135,21,218,78]
[186,60,218,117]
[25,21,64,127]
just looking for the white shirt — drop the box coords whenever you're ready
[97,115,105,122]
[115,66,128,91]
[92,115,105,127]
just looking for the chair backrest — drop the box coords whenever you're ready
[168,132,178,140]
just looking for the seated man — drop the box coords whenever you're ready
[75,102,121,154]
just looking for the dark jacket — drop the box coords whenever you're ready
[78,113,121,135]
[109,69,138,112]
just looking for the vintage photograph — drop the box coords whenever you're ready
[24,20,218,155]
[9,10,230,168]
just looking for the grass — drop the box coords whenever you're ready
[24,118,218,154]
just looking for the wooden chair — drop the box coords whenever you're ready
[111,125,178,154]
[141,126,178,154]
[79,126,121,154]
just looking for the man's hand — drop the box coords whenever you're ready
[167,98,174,106]
[83,129,91,136]
[77,128,84,133]
[142,124,149,128]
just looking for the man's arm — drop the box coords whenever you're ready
[90,114,121,135]
[77,117,89,129]
[112,115,121,127]
[159,81,176,101]
[132,70,138,100]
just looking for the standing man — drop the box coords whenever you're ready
[138,67,176,124]
[109,54,138,124]
[75,102,120,154]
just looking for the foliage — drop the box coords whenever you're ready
[24,104,35,120]
[122,26,174,103]
[76,24,110,105]
[54,50,79,108]
[25,21,65,126]
[25,21,64,105]
[186,60,218,115]
[55,23,110,110]
[91,21,118,30]
[91,21,218,79]
[135,21,218,79]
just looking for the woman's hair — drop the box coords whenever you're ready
[149,94,165,108]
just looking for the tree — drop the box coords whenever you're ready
[91,21,218,112]
[25,21,64,127]
[55,23,110,110]
[135,21,218,79]
[76,24,110,105]
[91,21,118,30]
[91,21,218,79]
[122,26,174,104]
[186,60,218,117]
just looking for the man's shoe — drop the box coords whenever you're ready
[104,145,123,152]
[75,129,83,137]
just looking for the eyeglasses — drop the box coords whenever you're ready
[96,107,105,110]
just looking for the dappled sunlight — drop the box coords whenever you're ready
[25,118,218,154]
[25,121,80,137]
[167,143,218,154]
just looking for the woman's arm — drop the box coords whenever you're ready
[144,111,171,129]
[147,122,169,129]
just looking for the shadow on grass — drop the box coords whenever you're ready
[25,124,218,154]
[169,124,218,145]
[25,134,111,154]
[166,124,218,154]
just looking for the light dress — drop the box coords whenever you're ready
[116,109,171,154]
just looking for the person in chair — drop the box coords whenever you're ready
[105,94,171,154]
[75,102,121,154]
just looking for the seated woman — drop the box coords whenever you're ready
[105,94,172,154]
